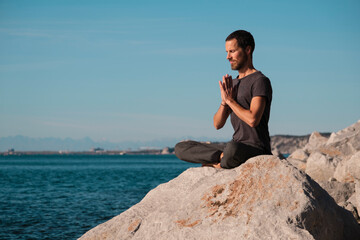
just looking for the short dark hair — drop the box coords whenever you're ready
[226,30,255,55]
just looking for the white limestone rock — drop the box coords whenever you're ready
[334,151,360,183]
[305,151,339,182]
[304,131,329,153]
[318,180,355,204]
[286,157,307,171]
[271,135,309,155]
[347,194,360,222]
[289,149,309,161]
[356,180,360,215]
[326,120,360,156]
[347,193,357,207]
[79,155,360,240]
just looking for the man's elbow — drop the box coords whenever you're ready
[248,122,257,128]
[213,117,224,130]
[214,123,223,130]
[248,118,260,128]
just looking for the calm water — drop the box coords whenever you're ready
[0,155,197,240]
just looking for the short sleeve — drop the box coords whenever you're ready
[252,77,272,103]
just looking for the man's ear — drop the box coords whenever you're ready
[245,46,252,56]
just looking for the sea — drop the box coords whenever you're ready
[0,154,197,240]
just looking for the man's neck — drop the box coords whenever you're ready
[237,62,257,79]
[238,60,257,79]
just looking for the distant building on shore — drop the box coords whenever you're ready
[90,147,105,153]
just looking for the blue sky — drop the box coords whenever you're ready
[1,0,359,144]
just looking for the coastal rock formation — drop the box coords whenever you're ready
[79,155,360,240]
[305,151,339,182]
[288,120,360,183]
[289,148,308,161]
[286,120,360,223]
[326,121,360,155]
[334,152,360,183]
[270,135,310,155]
[318,180,355,204]
[356,181,360,213]
[304,131,329,152]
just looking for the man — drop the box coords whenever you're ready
[175,30,272,169]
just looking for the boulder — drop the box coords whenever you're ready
[305,151,339,182]
[334,151,360,183]
[356,181,360,214]
[271,135,309,155]
[346,194,360,223]
[326,120,360,156]
[318,180,355,203]
[289,149,309,161]
[286,157,307,171]
[79,155,360,240]
[304,132,329,153]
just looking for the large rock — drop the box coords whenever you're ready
[79,155,360,240]
[287,149,309,171]
[318,180,355,204]
[271,135,310,155]
[305,151,339,182]
[289,148,309,161]
[326,120,360,156]
[286,157,307,171]
[304,131,329,153]
[334,151,360,183]
[356,181,360,214]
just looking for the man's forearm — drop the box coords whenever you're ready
[213,103,230,130]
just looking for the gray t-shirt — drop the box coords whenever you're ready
[230,71,272,153]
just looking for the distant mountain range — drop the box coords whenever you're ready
[0,133,332,153]
[0,135,225,152]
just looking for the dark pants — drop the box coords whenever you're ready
[175,140,269,169]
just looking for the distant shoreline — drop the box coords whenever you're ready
[0,149,175,156]
[0,133,333,157]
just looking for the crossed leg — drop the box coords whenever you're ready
[175,140,267,169]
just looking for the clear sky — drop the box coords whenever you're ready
[1,0,359,144]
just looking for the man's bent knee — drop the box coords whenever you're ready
[220,155,235,169]
[174,142,186,160]
[174,141,194,160]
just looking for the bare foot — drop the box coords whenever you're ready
[212,162,222,168]
[201,152,224,168]
[201,162,222,168]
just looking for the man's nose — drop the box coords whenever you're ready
[226,53,231,59]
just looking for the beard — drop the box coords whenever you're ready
[231,53,248,70]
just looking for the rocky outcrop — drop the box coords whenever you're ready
[286,120,360,223]
[327,122,360,155]
[334,151,360,183]
[289,149,309,161]
[318,180,355,204]
[305,151,340,182]
[288,120,360,183]
[270,135,310,155]
[304,131,329,152]
[79,155,360,240]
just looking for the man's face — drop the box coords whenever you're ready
[225,39,248,71]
